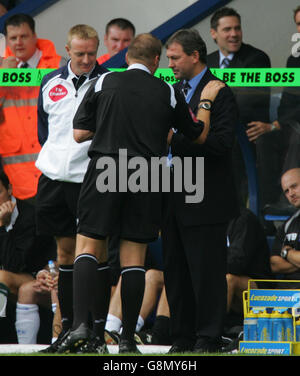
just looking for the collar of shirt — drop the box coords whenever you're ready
[219,51,234,68]
[18,48,42,68]
[183,66,208,103]
[127,63,151,74]
[5,196,19,232]
[67,60,95,83]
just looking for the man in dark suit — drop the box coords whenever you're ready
[254,6,300,216]
[163,29,239,353]
[207,7,279,215]
[56,33,224,354]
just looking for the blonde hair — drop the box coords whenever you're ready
[67,24,99,48]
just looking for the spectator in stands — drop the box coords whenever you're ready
[270,168,300,288]
[34,24,108,354]
[226,208,272,326]
[0,13,66,203]
[97,18,135,65]
[0,169,56,340]
[207,7,277,219]
[258,6,300,216]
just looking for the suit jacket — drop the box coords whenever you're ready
[277,54,300,125]
[168,69,239,225]
[0,199,56,274]
[207,43,271,124]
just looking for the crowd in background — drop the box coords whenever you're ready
[0,3,299,354]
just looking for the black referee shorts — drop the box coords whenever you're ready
[77,156,161,243]
[36,174,81,237]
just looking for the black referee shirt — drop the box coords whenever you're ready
[73,66,204,159]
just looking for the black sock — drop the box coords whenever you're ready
[152,315,171,345]
[120,266,145,341]
[58,264,73,332]
[91,262,111,342]
[72,254,98,331]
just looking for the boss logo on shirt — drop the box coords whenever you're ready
[49,85,68,102]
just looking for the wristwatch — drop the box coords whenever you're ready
[198,102,211,110]
[280,248,290,259]
[270,122,277,131]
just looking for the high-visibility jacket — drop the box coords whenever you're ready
[0,39,65,200]
[97,53,110,65]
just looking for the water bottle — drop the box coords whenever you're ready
[48,260,59,312]
[296,317,300,342]
[271,309,285,341]
[257,309,271,341]
[48,260,57,276]
[282,309,293,341]
[243,308,258,340]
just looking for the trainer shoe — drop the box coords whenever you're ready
[119,338,141,354]
[78,335,109,354]
[39,329,70,354]
[134,330,153,345]
[57,323,89,354]
[104,329,120,345]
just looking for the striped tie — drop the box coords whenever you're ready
[182,81,191,99]
[222,58,230,68]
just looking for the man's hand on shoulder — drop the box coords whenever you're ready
[200,80,225,103]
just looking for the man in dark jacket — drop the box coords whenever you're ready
[207,7,277,214]
[163,28,239,354]
[0,169,56,318]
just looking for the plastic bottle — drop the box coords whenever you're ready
[243,308,258,340]
[257,309,271,341]
[48,260,59,313]
[282,309,293,341]
[271,309,285,341]
[48,260,57,278]
[295,317,300,342]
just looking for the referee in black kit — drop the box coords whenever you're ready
[57,33,225,354]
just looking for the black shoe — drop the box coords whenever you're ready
[119,338,141,354]
[193,336,227,354]
[134,330,153,345]
[104,330,120,345]
[39,329,70,353]
[168,342,194,354]
[78,335,109,354]
[222,331,243,354]
[57,323,89,354]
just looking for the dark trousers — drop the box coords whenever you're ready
[162,211,228,344]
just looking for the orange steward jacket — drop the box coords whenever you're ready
[0,39,64,199]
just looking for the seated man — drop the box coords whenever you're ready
[270,168,300,288]
[15,263,61,345]
[226,208,272,318]
[0,170,56,340]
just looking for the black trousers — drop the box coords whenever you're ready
[162,212,228,344]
